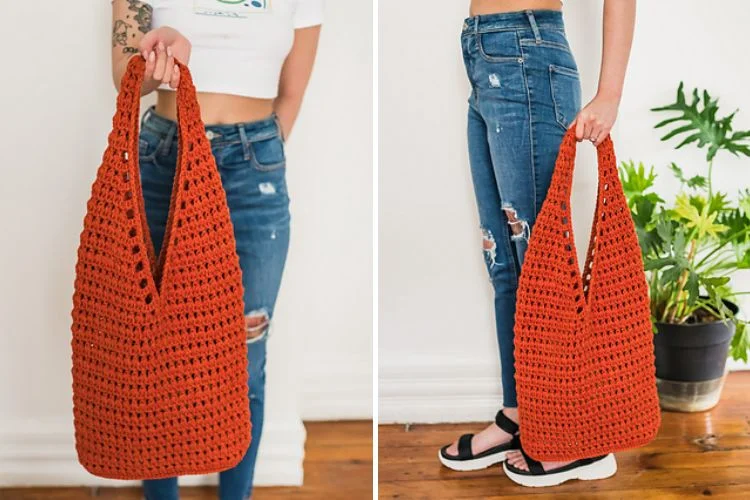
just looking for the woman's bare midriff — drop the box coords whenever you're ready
[155,90,275,125]
[470,0,562,16]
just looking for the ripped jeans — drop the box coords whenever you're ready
[138,107,290,500]
[461,10,581,408]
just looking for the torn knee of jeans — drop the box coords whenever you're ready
[245,309,270,343]
[503,207,530,242]
[482,227,497,267]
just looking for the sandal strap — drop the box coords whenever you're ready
[457,434,475,460]
[520,447,545,475]
[494,410,519,435]
[509,433,521,450]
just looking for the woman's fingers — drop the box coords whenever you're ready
[581,119,593,144]
[152,42,168,81]
[575,117,586,142]
[594,123,610,146]
[162,46,175,85]
[169,65,180,89]
[138,29,159,55]
[143,50,156,80]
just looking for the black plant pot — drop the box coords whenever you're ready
[653,300,737,412]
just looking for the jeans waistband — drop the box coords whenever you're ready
[140,106,282,153]
[462,9,564,34]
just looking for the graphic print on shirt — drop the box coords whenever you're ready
[194,0,270,18]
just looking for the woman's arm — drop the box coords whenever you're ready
[274,26,322,140]
[111,0,190,94]
[573,0,636,145]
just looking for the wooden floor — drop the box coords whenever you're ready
[379,371,750,499]
[0,421,372,500]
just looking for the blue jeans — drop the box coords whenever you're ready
[461,10,581,408]
[138,108,290,500]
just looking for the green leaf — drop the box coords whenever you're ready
[633,196,657,228]
[644,257,676,271]
[702,276,731,287]
[674,194,729,238]
[652,83,750,161]
[730,322,749,363]
[656,217,673,244]
[687,175,707,189]
[619,161,658,201]
[673,227,687,257]
[660,265,683,287]
[737,250,750,269]
[686,271,699,306]
[707,192,730,214]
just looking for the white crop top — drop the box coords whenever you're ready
[147,0,324,98]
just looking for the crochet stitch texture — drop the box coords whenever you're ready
[514,129,660,462]
[71,57,250,479]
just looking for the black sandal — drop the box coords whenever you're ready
[438,410,520,471]
[503,447,617,487]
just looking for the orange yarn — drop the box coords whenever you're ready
[71,57,250,479]
[514,129,660,462]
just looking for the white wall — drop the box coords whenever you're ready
[0,0,372,487]
[379,0,750,424]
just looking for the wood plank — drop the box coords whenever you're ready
[0,421,373,500]
[379,371,750,498]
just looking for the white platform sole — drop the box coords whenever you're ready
[438,449,512,471]
[502,453,617,487]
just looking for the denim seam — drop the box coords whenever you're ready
[466,26,565,35]
[519,39,572,53]
[549,63,579,77]
[519,40,538,218]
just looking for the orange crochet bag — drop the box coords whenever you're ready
[514,129,660,462]
[71,57,250,479]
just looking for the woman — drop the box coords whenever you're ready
[110,1,322,498]
[439,0,635,486]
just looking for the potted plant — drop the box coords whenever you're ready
[619,83,750,411]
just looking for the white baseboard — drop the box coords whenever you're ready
[379,358,504,424]
[379,357,750,425]
[0,416,305,487]
[300,357,373,421]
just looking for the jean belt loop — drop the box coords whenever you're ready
[238,124,252,161]
[142,106,153,127]
[526,10,542,44]
[473,16,479,34]
[159,120,177,157]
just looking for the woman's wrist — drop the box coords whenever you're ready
[595,86,622,104]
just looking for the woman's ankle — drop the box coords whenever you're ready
[503,407,519,423]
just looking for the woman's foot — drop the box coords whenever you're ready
[503,451,617,487]
[438,408,520,471]
[445,408,518,456]
[506,450,572,472]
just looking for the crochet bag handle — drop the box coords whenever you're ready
[114,55,210,287]
[549,128,619,205]
[546,128,623,291]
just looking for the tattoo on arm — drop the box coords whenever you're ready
[112,1,153,54]
[112,20,131,48]
[127,0,153,34]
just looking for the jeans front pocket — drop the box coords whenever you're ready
[250,135,286,172]
[477,30,521,63]
[549,64,582,131]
